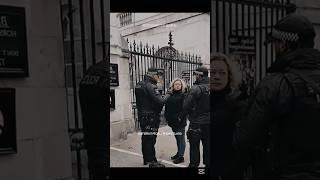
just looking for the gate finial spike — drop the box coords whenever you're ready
[133,40,136,51]
[168,31,174,47]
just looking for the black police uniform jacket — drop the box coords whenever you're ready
[135,75,169,121]
[233,48,320,175]
[182,76,210,125]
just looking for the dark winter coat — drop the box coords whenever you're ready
[211,89,247,178]
[233,48,320,177]
[165,90,187,128]
[182,76,210,125]
[135,75,170,116]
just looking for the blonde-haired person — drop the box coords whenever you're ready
[164,78,188,164]
[210,53,246,179]
[210,53,241,94]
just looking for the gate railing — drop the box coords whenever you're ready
[60,0,108,179]
[213,0,295,97]
[127,33,202,130]
[213,0,295,179]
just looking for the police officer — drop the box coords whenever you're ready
[79,60,108,180]
[135,68,172,168]
[233,13,320,180]
[182,66,210,167]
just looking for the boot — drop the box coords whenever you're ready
[173,156,184,164]
[144,160,156,165]
[170,153,179,160]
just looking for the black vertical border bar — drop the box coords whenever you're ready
[90,0,96,64]
[79,0,87,73]
[229,0,232,54]
[222,0,226,53]
[241,2,245,36]
[254,3,258,85]
[235,0,239,36]
[276,1,280,23]
[259,2,263,81]
[275,1,280,65]
[216,0,220,52]
[271,1,274,63]
[247,2,252,89]
[248,3,251,37]
[265,5,268,74]
[281,0,285,17]
[100,0,106,60]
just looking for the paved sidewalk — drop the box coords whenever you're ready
[110,124,205,168]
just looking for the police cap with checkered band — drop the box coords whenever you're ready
[265,13,315,45]
[193,66,208,76]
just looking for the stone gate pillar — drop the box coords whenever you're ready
[110,26,134,144]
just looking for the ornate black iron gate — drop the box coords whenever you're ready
[60,0,108,179]
[126,32,202,130]
[213,0,295,97]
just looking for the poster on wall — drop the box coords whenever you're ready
[110,63,119,86]
[0,5,29,77]
[110,89,115,110]
[228,35,256,97]
[0,88,17,154]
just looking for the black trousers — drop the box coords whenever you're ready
[79,87,108,180]
[187,123,210,167]
[139,114,160,163]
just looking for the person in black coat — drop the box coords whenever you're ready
[210,53,246,179]
[135,68,172,167]
[165,78,188,164]
[79,60,108,180]
[182,66,210,167]
[233,13,320,180]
